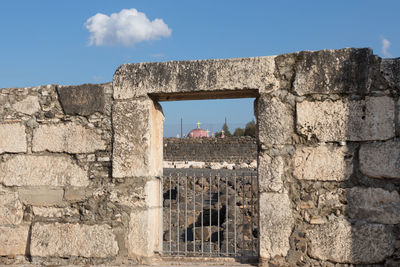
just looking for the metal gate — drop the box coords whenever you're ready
[162,169,258,258]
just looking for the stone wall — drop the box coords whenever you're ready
[0,48,399,266]
[163,136,257,164]
[0,83,152,265]
[255,50,400,266]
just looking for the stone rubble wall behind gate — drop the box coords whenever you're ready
[163,136,257,165]
[0,48,399,266]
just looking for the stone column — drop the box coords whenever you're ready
[112,97,164,258]
[256,94,295,263]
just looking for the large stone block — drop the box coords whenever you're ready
[346,187,400,224]
[359,140,400,179]
[127,207,162,257]
[12,95,41,115]
[113,56,278,99]
[64,187,90,202]
[0,187,23,225]
[398,99,400,134]
[112,99,164,178]
[0,123,27,154]
[296,96,395,142]
[293,144,353,181]
[293,48,372,95]
[32,122,106,153]
[19,188,64,206]
[0,225,29,256]
[31,223,119,257]
[109,179,162,208]
[0,155,88,187]
[259,192,293,259]
[258,154,284,192]
[309,218,394,264]
[257,96,294,145]
[379,58,400,91]
[32,206,79,217]
[56,84,105,116]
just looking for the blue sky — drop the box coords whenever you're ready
[1,1,399,136]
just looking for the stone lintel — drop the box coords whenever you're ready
[113,56,278,100]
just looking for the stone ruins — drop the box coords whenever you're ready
[0,48,399,266]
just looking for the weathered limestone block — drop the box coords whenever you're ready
[0,155,88,187]
[0,225,29,255]
[109,179,162,208]
[259,192,293,259]
[112,99,164,178]
[380,58,400,91]
[64,187,90,202]
[293,144,353,181]
[296,96,395,142]
[33,206,79,218]
[257,96,294,145]
[258,154,284,192]
[57,84,105,116]
[273,53,297,91]
[398,99,400,134]
[0,123,27,154]
[0,187,23,225]
[309,218,394,264]
[12,95,41,115]
[293,48,372,95]
[359,140,400,179]
[347,187,400,224]
[32,122,106,153]
[127,207,162,257]
[31,223,119,257]
[19,188,64,206]
[113,56,278,99]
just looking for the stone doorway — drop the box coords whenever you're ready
[159,96,259,261]
[111,56,293,263]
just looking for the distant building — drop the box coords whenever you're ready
[187,122,209,138]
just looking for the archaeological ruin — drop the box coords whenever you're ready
[0,47,399,266]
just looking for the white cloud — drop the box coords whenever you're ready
[381,37,392,58]
[85,8,172,46]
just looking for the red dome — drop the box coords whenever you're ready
[187,122,209,137]
[188,128,209,138]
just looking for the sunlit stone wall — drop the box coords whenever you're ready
[0,48,399,266]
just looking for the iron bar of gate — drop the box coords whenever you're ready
[217,173,220,256]
[242,172,245,255]
[251,173,254,252]
[209,173,212,256]
[226,175,229,255]
[201,173,204,255]
[177,173,180,255]
[193,174,196,253]
[234,172,237,256]
[169,173,172,253]
[185,173,188,255]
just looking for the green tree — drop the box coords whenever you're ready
[244,120,256,137]
[222,122,232,137]
[233,127,245,136]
